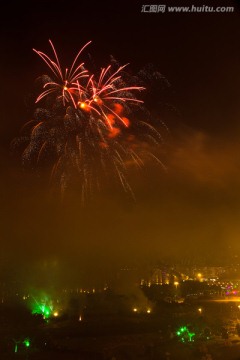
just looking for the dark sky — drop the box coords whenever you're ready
[1,0,240,286]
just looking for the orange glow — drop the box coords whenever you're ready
[79,102,86,108]
[108,127,120,138]
[99,142,109,149]
[113,103,124,115]
[63,86,68,91]
[93,96,103,105]
[78,102,90,111]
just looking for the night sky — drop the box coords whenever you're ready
[1,0,240,286]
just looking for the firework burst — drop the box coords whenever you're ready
[20,40,164,203]
[33,40,90,106]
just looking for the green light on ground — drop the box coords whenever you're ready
[40,304,51,319]
[32,303,51,319]
[31,295,53,319]
[188,332,195,341]
[23,338,30,348]
[176,326,195,342]
[180,326,187,332]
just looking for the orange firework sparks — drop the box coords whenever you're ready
[19,40,163,203]
[108,127,121,138]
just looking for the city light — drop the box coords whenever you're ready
[174,281,179,288]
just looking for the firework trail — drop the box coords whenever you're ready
[20,40,164,203]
